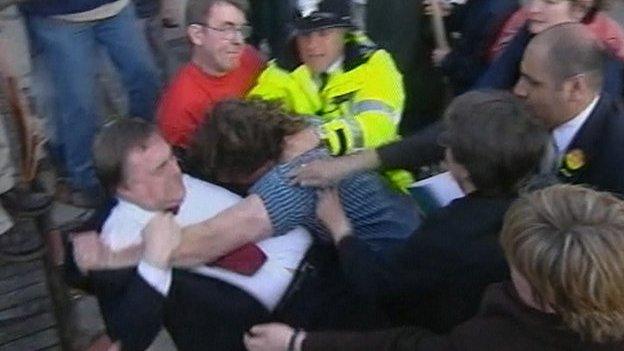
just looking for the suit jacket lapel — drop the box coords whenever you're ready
[558,95,609,184]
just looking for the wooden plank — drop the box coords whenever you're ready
[0,312,56,344]
[0,261,42,281]
[0,296,52,323]
[0,267,46,295]
[0,282,48,310]
[0,216,68,351]
[0,328,60,351]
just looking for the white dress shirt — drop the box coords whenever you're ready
[101,175,312,311]
[552,95,600,155]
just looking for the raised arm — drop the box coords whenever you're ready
[172,194,273,266]
[73,195,273,270]
[290,122,445,188]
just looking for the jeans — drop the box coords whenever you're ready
[27,3,160,191]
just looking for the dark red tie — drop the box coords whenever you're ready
[210,243,267,276]
[165,207,266,275]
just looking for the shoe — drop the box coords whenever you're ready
[0,220,44,262]
[0,187,52,215]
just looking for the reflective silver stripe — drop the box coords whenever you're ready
[351,100,400,124]
[341,117,364,149]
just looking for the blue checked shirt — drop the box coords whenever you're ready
[250,148,421,254]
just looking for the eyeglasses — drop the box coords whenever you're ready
[195,23,252,39]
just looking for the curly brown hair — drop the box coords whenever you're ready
[189,98,308,182]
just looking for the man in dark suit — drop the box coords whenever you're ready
[73,119,311,351]
[513,22,624,196]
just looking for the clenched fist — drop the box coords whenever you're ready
[142,213,181,269]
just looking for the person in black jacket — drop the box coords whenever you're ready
[306,90,549,332]
[513,23,624,196]
[244,185,624,351]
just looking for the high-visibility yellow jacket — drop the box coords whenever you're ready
[249,32,405,156]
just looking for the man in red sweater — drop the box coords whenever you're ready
[157,0,265,148]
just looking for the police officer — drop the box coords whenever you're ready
[250,0,405,158]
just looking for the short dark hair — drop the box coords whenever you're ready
[534,23,606,90]
[185,0,249,27]
[441,90,549,196]
[189,99,307,182]
[93,118,157,193]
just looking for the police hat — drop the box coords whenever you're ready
[294,0,354,34]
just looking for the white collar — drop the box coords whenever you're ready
[314,56,344,89]
[552,95,599,153]
[114,197,158,227]
[325,55,344,74]
[114,175,193,225]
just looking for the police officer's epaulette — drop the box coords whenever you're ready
[344,31,379,72]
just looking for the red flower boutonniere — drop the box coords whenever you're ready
[560,148,586,177]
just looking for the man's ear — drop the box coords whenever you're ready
[562,74,589,103]
[187,24,204,46]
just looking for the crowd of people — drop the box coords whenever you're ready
[2,0,624,350]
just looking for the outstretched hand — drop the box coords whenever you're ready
[289,158,351,187]
[244,323,302,351]
[289,150,380,187]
